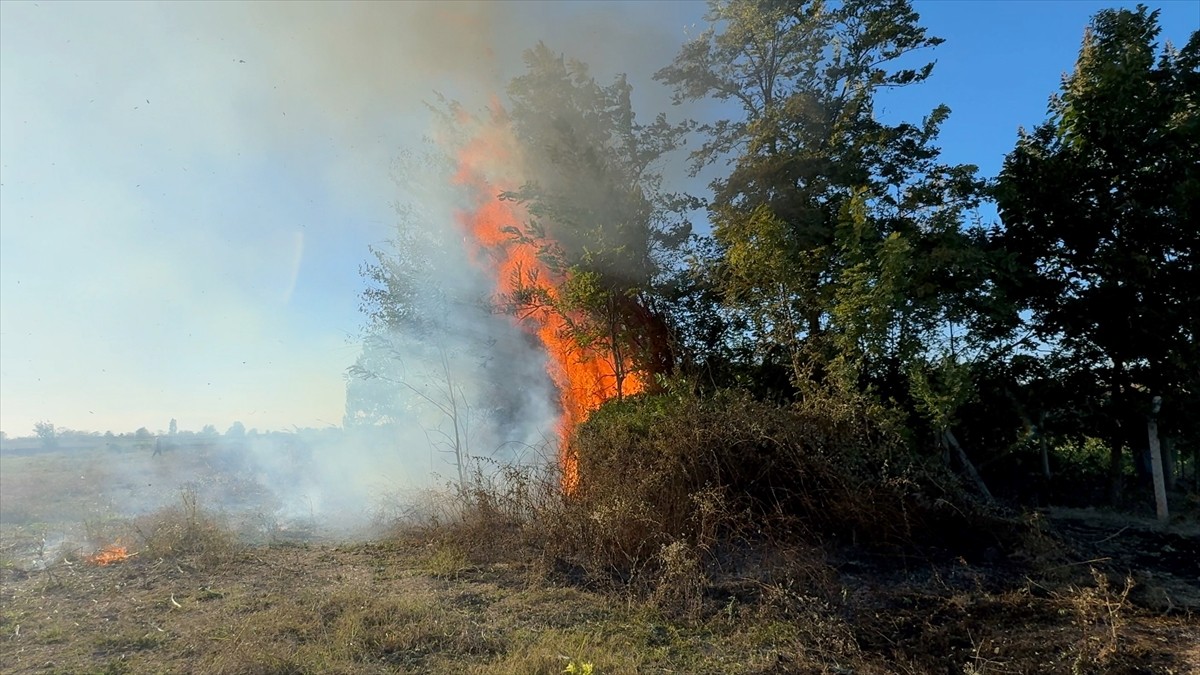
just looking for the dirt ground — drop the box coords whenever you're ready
[1,448,1197,674]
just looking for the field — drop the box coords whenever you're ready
[1,443,1198,674]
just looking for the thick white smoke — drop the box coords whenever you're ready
[0,0,705,543]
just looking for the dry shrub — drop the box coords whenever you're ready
[652,539,706,618]
[398,459,566,569]
[554,387,1012,590]
[132,489,237,564]
[1058,568,1135,672]
[395,387,1019,616]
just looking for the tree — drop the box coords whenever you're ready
[350,148,537,486]
[133,426,153,451]
[348,321,485,489]
[993,6,1199,504]
[169,418,178,436]
[500,43,697,392]
[656,0,984,397]
[226,421,246,439]
[33,421,57,448]
[344,337,416,429]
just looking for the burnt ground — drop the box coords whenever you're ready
[830,507,1200,674]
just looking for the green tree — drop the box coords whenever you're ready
[993,6,1199,504]
[657,0,984,397]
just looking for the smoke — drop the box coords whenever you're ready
[0,0,705,542]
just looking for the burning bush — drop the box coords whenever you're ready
[391,385,1031,617]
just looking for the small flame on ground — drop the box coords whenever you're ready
[87,544,130,566]
[451,106,644,492]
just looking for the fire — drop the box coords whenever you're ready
[451,107,644,492]
[87,544,130,566]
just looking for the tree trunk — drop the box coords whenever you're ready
[944,429,994,503]
[1147,395,1168,522]
[1109,358,1126,506]
[610,305,625,400]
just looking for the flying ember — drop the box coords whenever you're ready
[451,106,644,492]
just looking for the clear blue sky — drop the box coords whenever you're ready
[1,1,1195,437]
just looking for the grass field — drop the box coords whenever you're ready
[2,444,1198,674]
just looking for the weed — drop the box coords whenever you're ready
[93,629,166,655]
[132,488,237,564]
[424,543,470,578]
[652,540,706,619]
[1058,567,1135,672]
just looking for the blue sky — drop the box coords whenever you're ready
[1,1,1196,437]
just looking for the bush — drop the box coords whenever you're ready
[397,386,1032,616]
[132,489,238,564]
[396,459,564,570]
[558,388,1009,582]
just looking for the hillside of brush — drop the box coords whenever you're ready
[3,396,1198,675]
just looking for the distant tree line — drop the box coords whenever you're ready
[5,419,268,447]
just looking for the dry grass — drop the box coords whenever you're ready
[131,489,239,564]
[3,431,1197,674]
[1059,568,1137,672]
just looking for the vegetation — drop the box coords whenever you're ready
[991,6,1200,505]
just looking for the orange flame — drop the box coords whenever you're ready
[87,544,130,566]
[451,107,644,492]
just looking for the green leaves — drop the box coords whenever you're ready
[992,6,1199,500]
[995,5,1198,393]
[498,43,698,386]
[661,0,983,396]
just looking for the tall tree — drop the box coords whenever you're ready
[501,43,697,392]
[993,6,1199,504]
[657,0,984,396]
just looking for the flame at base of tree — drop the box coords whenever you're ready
[87,544,130,566]
[451,106,644,493]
